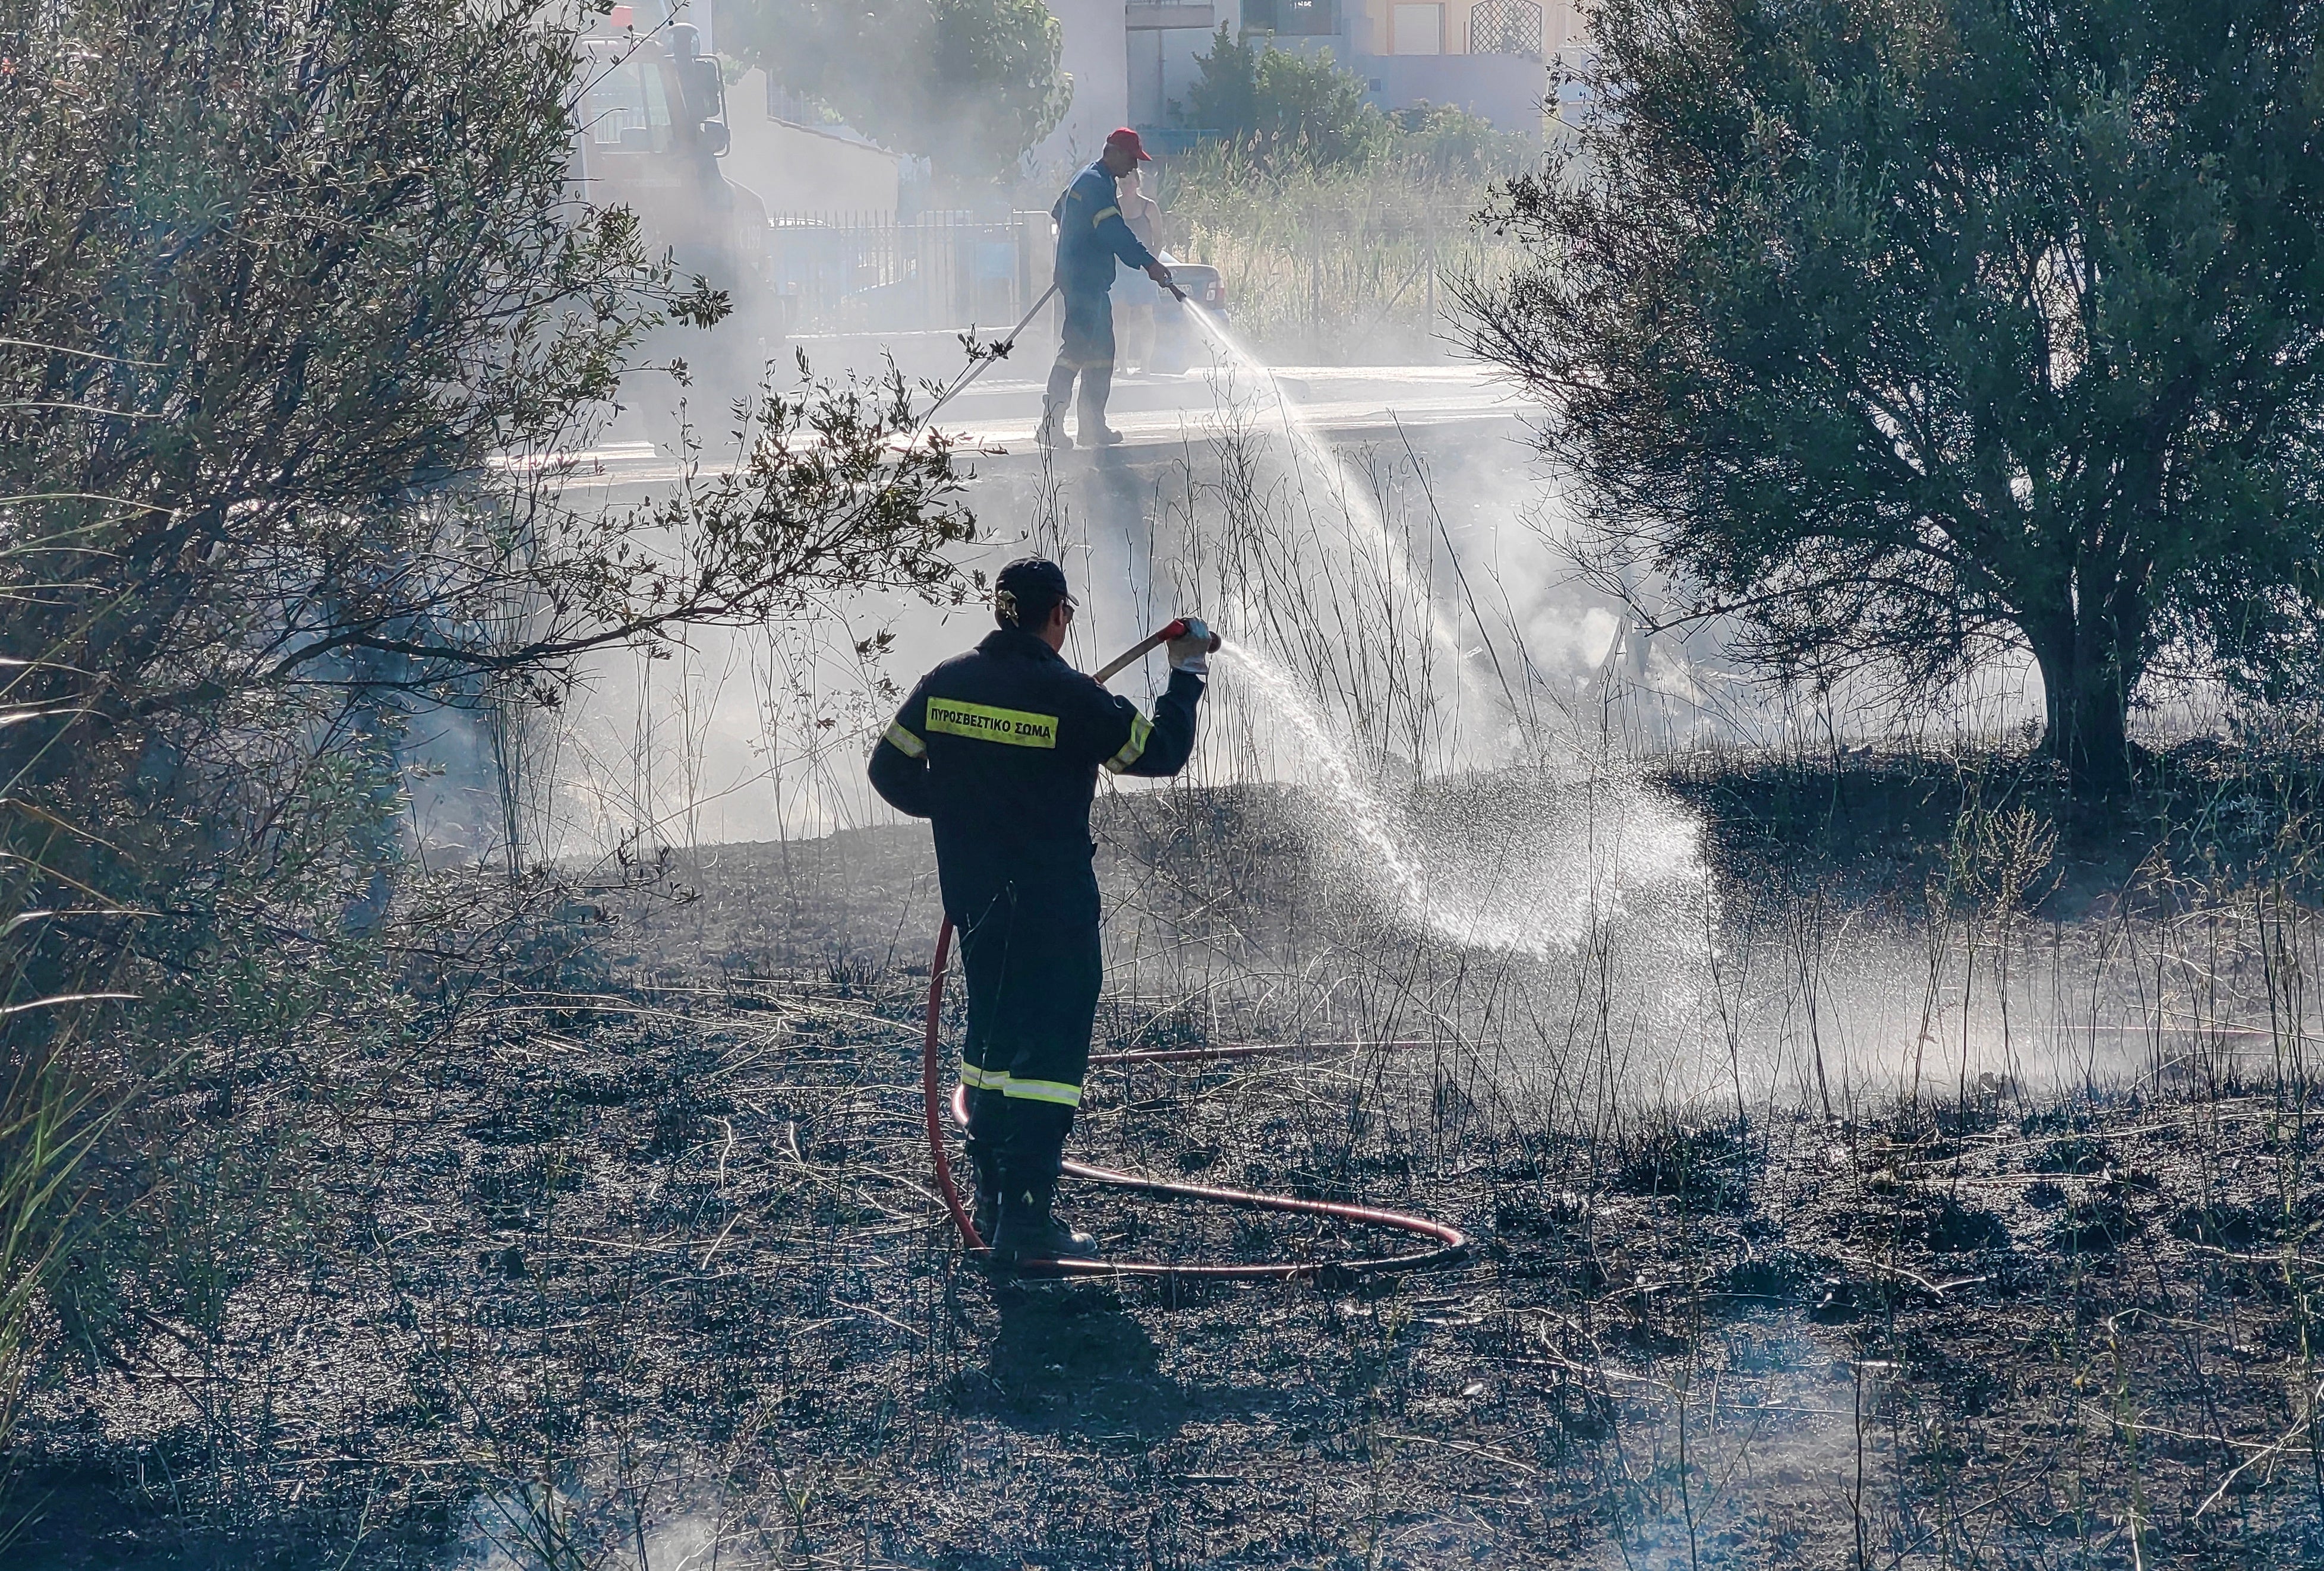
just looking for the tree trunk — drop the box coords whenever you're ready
[2029,616,2136,802]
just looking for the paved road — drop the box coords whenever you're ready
[530,362,1535,495]
[932,360,1530,447]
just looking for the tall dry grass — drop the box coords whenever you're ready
[1155,145,1530,364]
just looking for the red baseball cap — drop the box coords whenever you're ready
[1105,127,1153,162]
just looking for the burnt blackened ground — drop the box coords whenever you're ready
[9,956,2321,1567]
[10,769,2324,1567]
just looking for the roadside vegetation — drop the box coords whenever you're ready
[1155,33,1540,362]
[0,0,973,1535]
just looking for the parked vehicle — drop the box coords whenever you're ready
[1146,258,1229,376]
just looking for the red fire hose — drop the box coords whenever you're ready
[921,916,1470,1280]
[1090,617,1221,684]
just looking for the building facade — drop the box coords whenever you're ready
[1030,0,1139,175]
[1127,1,1229,141]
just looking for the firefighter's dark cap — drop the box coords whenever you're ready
[995,556,1072,609]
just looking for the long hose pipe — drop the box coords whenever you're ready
[917,623,1470,1282]
[1090,617,1219,684]
[908,283,1059,442]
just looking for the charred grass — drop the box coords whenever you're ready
[7,889,2322,1564]
[11,753,2324,1567]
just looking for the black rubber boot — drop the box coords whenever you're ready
[963,1087,1007,1245]
[991,1180,1098,1264]
[1077,365,1121,446]
[965,1138,1002,1244]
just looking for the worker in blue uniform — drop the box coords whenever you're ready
[869,558,1211,1261]
[1039,127,1177,450]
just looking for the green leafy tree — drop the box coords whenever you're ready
[723,0,1070,184]
[1388,99,1538,181]
[1464,0,2324,797]
[0,0,973,1422]
[1179,28,1389,173]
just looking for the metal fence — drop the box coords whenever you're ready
[766,211,1046,337]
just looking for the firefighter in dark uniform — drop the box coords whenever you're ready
[868,558,1210,1261]
[1039,127,1177,450]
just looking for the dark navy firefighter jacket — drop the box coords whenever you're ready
[869,627,1202,929]
[1052,160,1159,298]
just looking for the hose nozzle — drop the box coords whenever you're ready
[1093,617,1226,684]
[1161,617,1224,654]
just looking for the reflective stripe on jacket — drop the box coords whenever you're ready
[868,626,1203,927]
[1051,160,1158,297]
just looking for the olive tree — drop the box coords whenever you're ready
[1464,0,2324,796]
